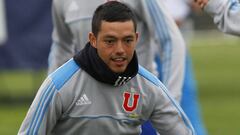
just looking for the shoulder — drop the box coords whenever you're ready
[137,65,170,97]
[137,65,162,87]
[49,58,80,91]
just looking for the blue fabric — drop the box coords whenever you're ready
[0,0,52,69]
[50,59,80,90]
[141,121,157,135]
[180,55,207,135]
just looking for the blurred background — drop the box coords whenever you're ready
[0,0,240,135]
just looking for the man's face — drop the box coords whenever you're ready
[89,20,138,73]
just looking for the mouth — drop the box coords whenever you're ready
[111,57,127,66]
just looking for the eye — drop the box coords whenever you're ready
[104,39,115,45]
[124,38,134,44]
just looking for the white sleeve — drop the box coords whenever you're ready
[0,0,7,44]
[48,0,75,74]
[142,0,186,102]
[162,0,190,21]
[204,0,240,36]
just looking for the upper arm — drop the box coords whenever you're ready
[48,0,75,73]
[18,78,62,135]
[142,0,186,101]
[52,0,73,44]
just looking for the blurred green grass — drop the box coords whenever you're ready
[0,104,29,135]
[0,34,240,135]
[190,35,240,135]
[0,70,46,98]
[0,71,46,134]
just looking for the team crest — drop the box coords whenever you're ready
[122,91,140,112]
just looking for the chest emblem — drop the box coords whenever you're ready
[122,92,140,112]
[76,94,92,106]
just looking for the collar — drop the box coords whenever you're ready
[73,42,138,86]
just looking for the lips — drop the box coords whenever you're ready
[111,57,127,66]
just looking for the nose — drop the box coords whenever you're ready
[115,41,125,55]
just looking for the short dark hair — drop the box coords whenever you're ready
[92,1,137,36]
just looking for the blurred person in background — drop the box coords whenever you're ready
[196,0,240,36]
[162,0,208,134]
[48,0,188,134]
[0,0,7,44]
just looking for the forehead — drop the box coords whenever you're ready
[98,20,135,37]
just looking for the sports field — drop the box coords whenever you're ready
[190,33,240,135]
[0,32,240,135]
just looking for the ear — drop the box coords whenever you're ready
[135,32,139,42]
[88,32,97,48]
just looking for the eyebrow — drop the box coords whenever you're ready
[103,35,116,39]
[103,34,135,39]
[124,35,134,39]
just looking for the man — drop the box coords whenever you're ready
[196,0,240,36]
[18,2,193,135]
[49,0,185,102]
[49,1,186,134]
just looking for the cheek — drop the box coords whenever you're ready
[126,47,135,56]
[97,48,111,61]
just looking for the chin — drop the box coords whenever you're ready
[112,68,126,74]
[113,70,125,74]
